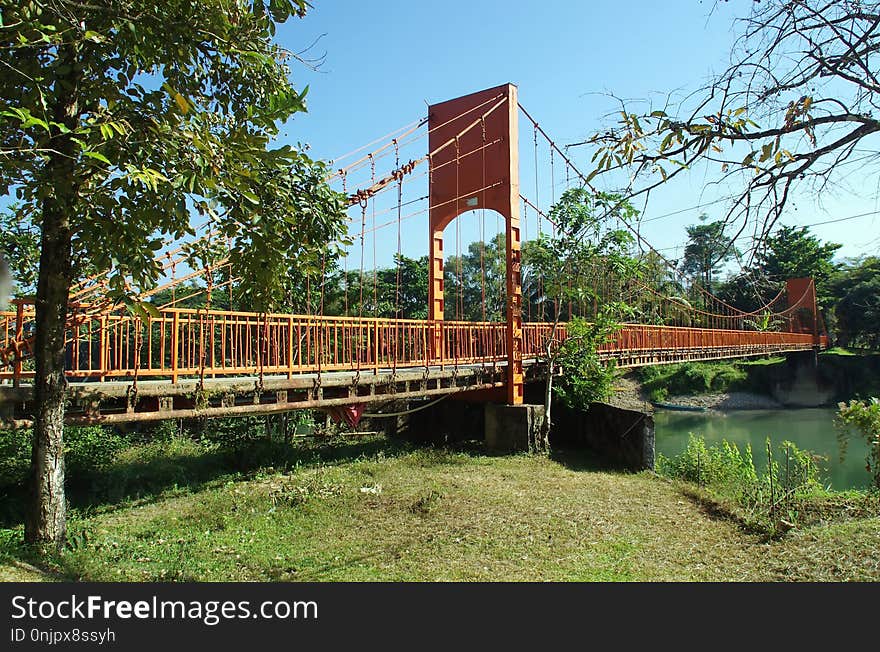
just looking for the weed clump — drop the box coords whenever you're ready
[410,490,443,515]
[658,434,824,536]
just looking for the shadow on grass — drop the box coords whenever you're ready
[549,446,636,475]
[0,435,420,529]
[0,435,497,580]
[674,483,763,536]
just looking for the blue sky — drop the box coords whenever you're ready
[273,0,880,270]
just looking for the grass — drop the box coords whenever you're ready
[822,347,879,357]
[823,347,859,357]
[1,434,879,582]
[738,356,787,366]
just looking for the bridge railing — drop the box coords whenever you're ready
[1,306,824,383]
[521,322,821,357]
[604,323,819,351]
[0,301,34,380]
[0,307,511,382]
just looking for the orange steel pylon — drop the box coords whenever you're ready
[428,83,524,404]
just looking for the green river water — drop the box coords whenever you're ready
[653,407,873,490]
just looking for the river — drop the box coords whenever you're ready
[653,407,873,490]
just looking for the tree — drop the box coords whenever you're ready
[831,256,880,348]
[680,215,737,294]
[525,188,640,448]
[628,250,686,325]
[444,234,506,322]
[715,225,841,320]
[715,270,776,314]
[758,226,841,284]
[0,254,9,308]
[756,225,841,310]
[0,1,347,549]
[583,0,880,253]
[386,254,429,320]
[327,254,429,320]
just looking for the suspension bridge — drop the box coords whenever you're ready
[0,84,826,428]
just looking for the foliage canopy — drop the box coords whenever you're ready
[0,0,347,311]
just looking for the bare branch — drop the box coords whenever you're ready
[581,0,880,253]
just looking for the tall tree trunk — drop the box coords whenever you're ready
[25,45,80,550]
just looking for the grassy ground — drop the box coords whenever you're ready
[2,435,878,582]
[822,347,880,357]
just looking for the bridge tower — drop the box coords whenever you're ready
[785,277,822,344]
[428,83,524,405]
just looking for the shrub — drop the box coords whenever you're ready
[657,434,758,504]
[710,365,747,391]
[554,316,620,409]
[0,429,31,488]
[638,361,748,400]
[0,425,129,489]
[683,364,716,392]
[64,426,129,478]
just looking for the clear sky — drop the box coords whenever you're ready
[273,0,880,271]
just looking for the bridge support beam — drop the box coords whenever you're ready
[485,403,545,453]
[428,83,524,404]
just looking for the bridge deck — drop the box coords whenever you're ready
[0,336,821,426]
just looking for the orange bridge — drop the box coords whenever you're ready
[0,85,827,426]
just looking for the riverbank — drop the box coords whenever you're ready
[655,391,783,410]
[608,370,783,411]
[1,435,878,581]
[628,350,880,411]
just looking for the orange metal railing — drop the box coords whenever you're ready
[522,322,822,360]
[0,306,509,382]
[0,304,824,383]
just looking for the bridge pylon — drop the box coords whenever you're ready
[428,83,524,404]
[784,277,823,344]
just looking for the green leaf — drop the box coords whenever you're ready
[242,191,260,205]
[173,92,190,114]
[108,121,128,136]
[83,150,111,165]
[140,302,161,319]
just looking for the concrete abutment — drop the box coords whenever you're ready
[372,394,653,471]
[550,402,655,471]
